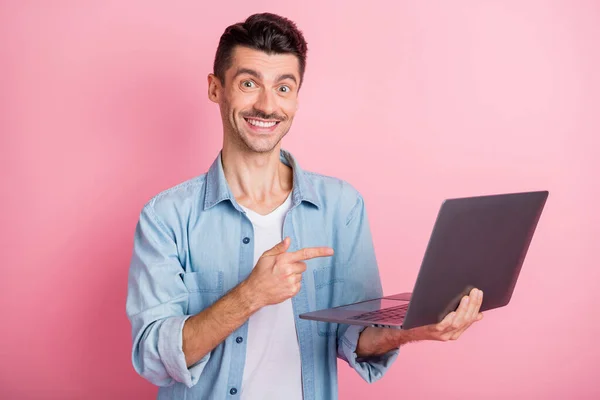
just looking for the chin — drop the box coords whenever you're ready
[237,135,279,153]
[244,141,280,154]
[240,131,286,154]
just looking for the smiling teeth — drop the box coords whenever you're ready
[247,119,277,128]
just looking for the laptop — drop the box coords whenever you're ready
[299,190,549,330]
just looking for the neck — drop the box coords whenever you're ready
[221,140,293,211]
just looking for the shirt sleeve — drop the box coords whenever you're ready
[336,191,400,383]
[126,202,209,388]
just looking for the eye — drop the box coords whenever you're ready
[279,85,291,93]
[242,80,256,88]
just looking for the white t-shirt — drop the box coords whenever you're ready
[239,193,303,400]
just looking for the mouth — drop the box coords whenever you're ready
[243,117,281,132]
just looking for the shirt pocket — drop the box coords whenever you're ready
[182,270,224,314]
[313,264,345,337]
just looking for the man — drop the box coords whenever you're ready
[126,12,483,400]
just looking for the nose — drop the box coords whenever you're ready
[254,88,277,117]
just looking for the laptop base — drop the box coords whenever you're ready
[299,292,413,330]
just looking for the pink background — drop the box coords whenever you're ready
[2,1,599,399]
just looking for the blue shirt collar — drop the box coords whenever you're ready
[203,149,321,211]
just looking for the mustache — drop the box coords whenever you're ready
[241,109,287,121]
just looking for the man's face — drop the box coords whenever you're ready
[209,46,301,153]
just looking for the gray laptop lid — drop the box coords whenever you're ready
[401,190,548,329]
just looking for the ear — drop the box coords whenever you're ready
[207,73,221,104]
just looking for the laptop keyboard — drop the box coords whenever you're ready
[350,303,409,324]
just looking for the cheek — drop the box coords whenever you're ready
[280,99,298,118]
[230,92,258,114]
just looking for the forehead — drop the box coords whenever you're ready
[228,46,300,81]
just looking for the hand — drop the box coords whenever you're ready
[357,288,484,357]
[244,237,334,308]
[411,287,484,342]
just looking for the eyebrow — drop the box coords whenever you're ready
[233,68,298,85]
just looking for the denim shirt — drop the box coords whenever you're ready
[126,149,399,400]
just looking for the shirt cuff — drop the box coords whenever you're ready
[338,325,400,383]
[157,315,210,388]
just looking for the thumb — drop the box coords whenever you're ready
[263,237,291,256]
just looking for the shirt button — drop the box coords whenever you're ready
[230,388,238,395]
[236,336,243,343]
[242,237,250,244]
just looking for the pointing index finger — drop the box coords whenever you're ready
[287,247,334,262]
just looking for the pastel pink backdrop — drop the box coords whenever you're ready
[1,1,598,399]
